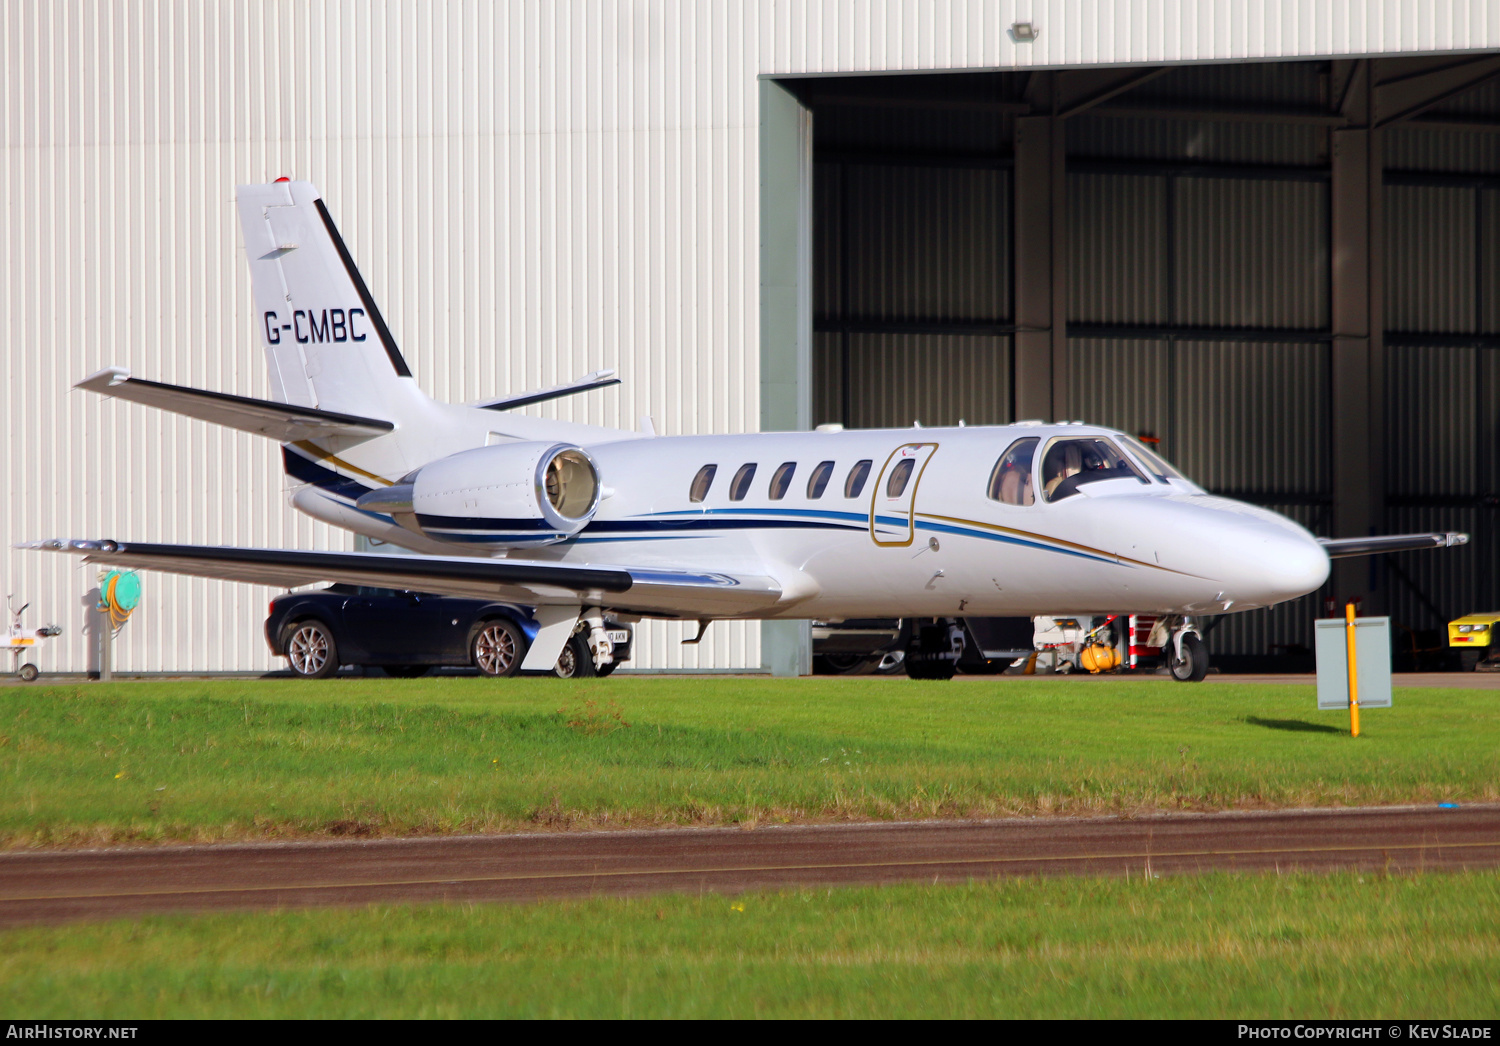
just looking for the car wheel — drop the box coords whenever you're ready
[553,632,598,679]
[1167,632,1210,682]
[287,621,339,679]
[472,619,526,678]
[381,665,430,678]
[815,654,877,675]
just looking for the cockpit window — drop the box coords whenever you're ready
[689,464,717,503]
[1041,437,1149,502]
[729,463,758,501]
[768,462,796,500]
[987,437,1039,506]
[1119,436,1187,483]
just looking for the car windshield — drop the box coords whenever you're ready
[1041,437,1150,502]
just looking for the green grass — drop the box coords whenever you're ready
[2,871,1497,1018]
[1,676,1496,846]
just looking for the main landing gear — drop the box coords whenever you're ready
[905,619,964,681]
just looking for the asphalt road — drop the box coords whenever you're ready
[1,806,1496,927]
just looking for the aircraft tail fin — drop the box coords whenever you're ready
[237,180,422,422]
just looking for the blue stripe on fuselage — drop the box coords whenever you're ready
[288,459,1117,566]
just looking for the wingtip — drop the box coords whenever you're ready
[75,366,132,392]
[15,538,120,554]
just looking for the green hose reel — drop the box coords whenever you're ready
[99,570,141,631]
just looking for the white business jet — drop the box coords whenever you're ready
[25,180,1467,680]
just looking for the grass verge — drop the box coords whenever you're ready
[2,871,1497,1018]
[1,676,1496,846]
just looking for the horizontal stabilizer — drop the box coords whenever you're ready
[76,368,394,443]
[1317,532,1469,559]
[21,539,783,618]
[474,369,620,412]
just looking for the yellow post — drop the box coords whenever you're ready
[1345,602,1361,738]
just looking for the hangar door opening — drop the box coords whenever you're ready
[773,57,1500,672]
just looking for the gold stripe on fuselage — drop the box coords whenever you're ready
[291,440,396,488]
[915,512,1204,578]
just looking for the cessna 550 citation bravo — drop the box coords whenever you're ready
[24,180,1468,680]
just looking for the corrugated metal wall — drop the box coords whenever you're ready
[2,0,768,672]
[5,1,1498,672]
[813,154,1012,429]
[1385,161,1500,643]
[763,0,1500,76]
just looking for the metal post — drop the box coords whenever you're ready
[96,571,113,683]
[1345,602,1361,737]
[760,79,814,677]
[1014,114,1056,420]
[1330,76,1385,613]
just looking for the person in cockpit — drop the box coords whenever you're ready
[1043,442,1084,498]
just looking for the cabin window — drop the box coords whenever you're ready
[987,437,1039,506]
[886,458,916,498]
[844,459,872,498]
[688,464,717,503]
[806,460,835,499]
[1041,437,1150,502]
[768,462,796,500]
[729,463,758,501]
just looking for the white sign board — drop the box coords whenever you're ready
[1314,617,1393,710]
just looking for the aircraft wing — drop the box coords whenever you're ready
[75,368,394,443]
[472,369,621,411]
[1317,532,1469,559]
[21,539,783,618]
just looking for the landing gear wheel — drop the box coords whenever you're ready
[17,663,38,682]
[907,657,956,680]
[380,665,430,678]
[287,621,339,679]
[472,619,526,678]
[1167,632,1209,682]
[815,654,877,675]
[905,623,958,680]
[553,632,598,679]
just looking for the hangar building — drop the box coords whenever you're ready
[3,2,1499,673]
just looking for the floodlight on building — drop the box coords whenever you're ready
[1010,22,1039,42]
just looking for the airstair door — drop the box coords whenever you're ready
[868,443,939,547]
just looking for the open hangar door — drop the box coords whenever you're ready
[778,56,1500,672]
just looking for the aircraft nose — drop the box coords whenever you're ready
[1242,528,1330,604]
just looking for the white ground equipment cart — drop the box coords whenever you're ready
[6,595,62,682]
[1027,613,1206,681]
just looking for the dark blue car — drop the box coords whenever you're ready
[264,585,633,679]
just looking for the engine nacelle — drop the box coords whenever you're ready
[357,441,602,547]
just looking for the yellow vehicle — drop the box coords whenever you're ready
[1448,612,1500,671]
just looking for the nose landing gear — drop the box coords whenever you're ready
[1164,625,1209,682]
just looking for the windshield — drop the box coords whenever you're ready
[1118,435,1188,483]
[1041,437,1149,502]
